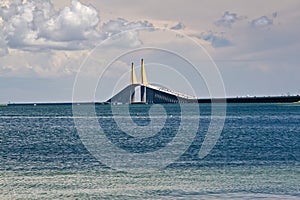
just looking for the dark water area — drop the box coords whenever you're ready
[0,103,299,170]
[0,103,299,199]
[187,103,300,167]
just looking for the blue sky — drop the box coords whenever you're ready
[0,0,299,103]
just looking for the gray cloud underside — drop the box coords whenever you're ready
[251,16,273,28]
[170,22,185,30]
[215,11,276,29]
[215,11,239,28]
[192,32,233,48]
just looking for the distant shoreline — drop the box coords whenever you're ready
[2,95,300,106]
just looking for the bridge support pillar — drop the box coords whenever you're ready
[141,85,146,103]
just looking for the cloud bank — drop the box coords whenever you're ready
[0,0,158,77]
[0,0,155,52]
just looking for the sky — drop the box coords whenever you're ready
[0,0,300,103]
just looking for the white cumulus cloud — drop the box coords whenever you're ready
[0,1,157,52]
[0,0,101,50]
[39,0,100,42]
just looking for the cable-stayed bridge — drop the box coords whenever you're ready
[106,59,300,104]
[106,59,197,104]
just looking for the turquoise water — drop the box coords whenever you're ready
[0,104,299,199]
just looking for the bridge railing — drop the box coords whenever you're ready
[147,84,196,100]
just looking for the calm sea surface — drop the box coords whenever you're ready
[0,103,299,199]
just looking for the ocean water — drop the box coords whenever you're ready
[0,103,299,199]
